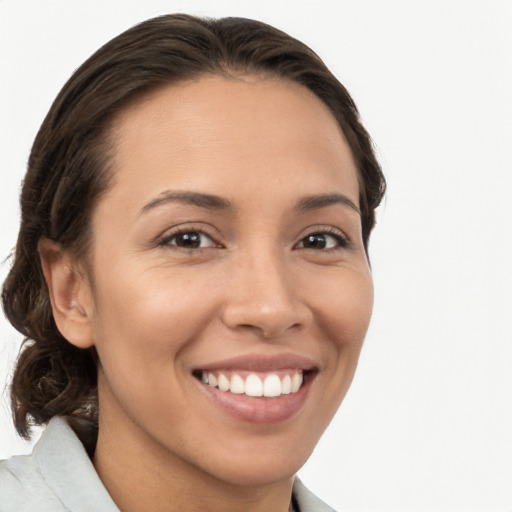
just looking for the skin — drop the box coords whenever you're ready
[41,75,373,512]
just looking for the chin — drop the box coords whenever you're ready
[191,433,317,488]
[207,458,303,488]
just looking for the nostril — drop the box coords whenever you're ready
[260,321,304,339]
[228,319,302,340]
[220,272,312,339]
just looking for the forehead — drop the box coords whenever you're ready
[105,74,359,209]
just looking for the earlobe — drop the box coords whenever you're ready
[38,238,95,349]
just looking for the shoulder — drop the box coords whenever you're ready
[0,419,72,512]
[0,452,64,511]
[293,477,337,512]
[0,417,118,512]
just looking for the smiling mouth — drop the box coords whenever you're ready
[199,369,301,398]
[191,355,318,423]
[192,368,316,398]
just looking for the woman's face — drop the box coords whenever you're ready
[83,75,373,485]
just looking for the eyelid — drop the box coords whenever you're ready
[294,225,350,250]
[156,224,223,249]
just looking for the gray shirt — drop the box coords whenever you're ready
[0,417,335,511]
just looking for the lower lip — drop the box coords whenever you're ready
[195,376,313,424]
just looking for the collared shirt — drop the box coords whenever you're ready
[0,417,335,512]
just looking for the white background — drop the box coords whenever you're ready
[1,1,511,511]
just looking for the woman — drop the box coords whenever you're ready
[0,14,385,512]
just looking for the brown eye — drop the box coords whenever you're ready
[162,231,216,249]
[297,232,347,250]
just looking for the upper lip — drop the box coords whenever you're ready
[195,353,318,373]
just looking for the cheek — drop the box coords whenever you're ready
[89,267,223,434]
[292,266,373,437]
[308,266,374,347]
[89,266,219,376]
[307,265,372,400]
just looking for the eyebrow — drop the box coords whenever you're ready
[140,191,233,215]
[296,193,360,215]
[140,190,360,216]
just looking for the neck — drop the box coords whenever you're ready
[93,411,294,512]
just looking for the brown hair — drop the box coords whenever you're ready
[2,14,385,441]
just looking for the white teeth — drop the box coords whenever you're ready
[291,372,303,393]
[281,375,292,394]
[230,374,245,394]
[217,373,230,392]
[263,374,282,397]
[200,370,305,398]
[208,372,217,388]
[245,373,263,397]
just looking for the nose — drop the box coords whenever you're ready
[221,250,312,339]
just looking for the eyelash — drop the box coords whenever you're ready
[295,227,349,251]
[157,228,220,250]
[157,226,349,251]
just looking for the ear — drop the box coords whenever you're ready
[39,238,95,349]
